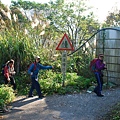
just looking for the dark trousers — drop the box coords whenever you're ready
[29,77,42,97]
[4,76,16,90]
[94,72,103,95]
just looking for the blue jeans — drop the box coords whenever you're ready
[29,77,42,97]
[94,72,103,95]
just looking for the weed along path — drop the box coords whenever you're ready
[2,87,120,120]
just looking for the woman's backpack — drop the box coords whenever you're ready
[90,58,98,72]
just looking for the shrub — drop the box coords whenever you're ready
[16,71,95,96]
[0,85,15,110]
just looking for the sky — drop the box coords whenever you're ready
[1,0,120,23]
[87,0,120,22]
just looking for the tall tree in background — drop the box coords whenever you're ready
[47,0,100,50]
[11,0,100,50]
[102,7,120,27]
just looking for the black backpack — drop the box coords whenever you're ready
[1,64,6,76]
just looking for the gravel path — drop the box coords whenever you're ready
[2,87,120,120]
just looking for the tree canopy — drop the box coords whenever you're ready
[0,0,119,73]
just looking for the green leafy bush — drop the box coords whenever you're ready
[39,72,94,95]
[0,85,15,109]
[16,71,95,96]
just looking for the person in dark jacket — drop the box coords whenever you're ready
[93,54,107,97]
[28,56,53,99]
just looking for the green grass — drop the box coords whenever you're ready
[102,102,120,120]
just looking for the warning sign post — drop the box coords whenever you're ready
[61,51,67,86]
[56,33,74,86]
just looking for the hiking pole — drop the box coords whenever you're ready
[106,69,108,86]
[105,64,109,88]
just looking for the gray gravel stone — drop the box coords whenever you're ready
[2,87,120,120]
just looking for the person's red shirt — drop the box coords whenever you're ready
[4,66,10,79]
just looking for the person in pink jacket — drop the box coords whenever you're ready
[93,54,107,97]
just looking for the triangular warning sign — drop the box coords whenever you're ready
[56,33,74,51]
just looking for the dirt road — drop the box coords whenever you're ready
[2,87,120,120]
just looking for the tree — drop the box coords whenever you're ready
[47,0,100,49]
[102,8,120,27]
[0,0,100,74]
